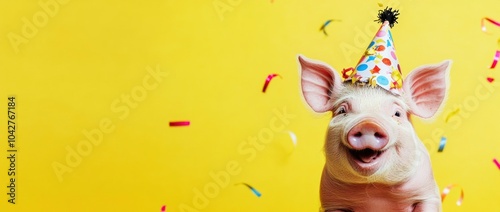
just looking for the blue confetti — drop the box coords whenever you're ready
[438,136,447,152]
[319,19,341,36]
[238,183,262,197]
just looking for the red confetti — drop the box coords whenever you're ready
[161,205,166,212]
[169,121,190,127]
[490,50,500,69]
[342,67,354,79]
[262,74,281,93]
[481,17,500,33]
[487,77,495,83]
[441,184,464,206]
[494,158,500,169]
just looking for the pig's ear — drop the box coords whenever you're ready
[403,60,452,119]
[298,55,343,113]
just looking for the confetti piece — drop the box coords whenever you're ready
[287,131,297,146]
[161,205,166,212]
[437,136,447,152]
[169,121,190,127]
[320,19,341,36]
[445,108,460,123]
[341,67,355,79]
[441,184,464,206]
[320,20,333,36]
[487,77,495,83]
[481,17,500,33]
[494,158,500,169]
[236,183,262,197]
[377,2,383,7]
[278,131,297,155]
[490,50,500,69]
[262,74,281,93]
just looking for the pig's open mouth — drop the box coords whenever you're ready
[349,148,384,163]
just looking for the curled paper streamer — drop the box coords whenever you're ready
[494,158,500,169]
[441,184,464,206]
[481,17,500,33]
[169,121,190,127]
[262,74,281,93]
[445,108,460,123]
[161,205,166,212]
[236,183,262,197]
[320,19,341,36]
[438,136,447,152]
[320,20,333,36]
[490,50,500,69]
[487,77,495,83]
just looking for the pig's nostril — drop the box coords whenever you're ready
[374,132,385,139]
[347,121,389,150]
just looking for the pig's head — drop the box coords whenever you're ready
[299,55,451,184]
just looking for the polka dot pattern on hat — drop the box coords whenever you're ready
[345,22,403,95]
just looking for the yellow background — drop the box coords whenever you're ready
[1,0,499,211]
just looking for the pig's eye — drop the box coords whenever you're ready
[394,111,401,117]
[336,106,347,115]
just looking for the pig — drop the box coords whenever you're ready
[298,55,451,212]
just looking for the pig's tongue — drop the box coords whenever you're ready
[355,149,379,163]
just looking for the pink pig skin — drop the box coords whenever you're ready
[298,55,451,212]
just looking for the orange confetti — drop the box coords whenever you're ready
[441,184,464,206]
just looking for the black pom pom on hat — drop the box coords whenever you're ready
[375,7,400,28]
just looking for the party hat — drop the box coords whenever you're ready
[343,7,403,95]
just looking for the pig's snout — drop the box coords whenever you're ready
[347,121,388,151]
